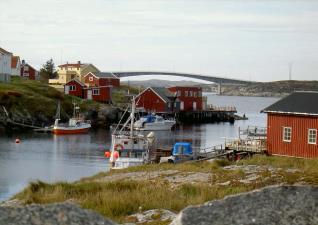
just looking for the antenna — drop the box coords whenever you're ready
[288,62,293,80]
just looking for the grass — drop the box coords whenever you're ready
[12,155,318,224]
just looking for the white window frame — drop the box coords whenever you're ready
[92,89,100,95]
[283,127,292,142]
[69,85,76,91]
[308,129,317,145]
[89,77,94,82]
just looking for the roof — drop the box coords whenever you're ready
[150,87,176,103]
[58,63,87,68]
[11,56,20,68]
[261,91,318,116]
[96,72,118,79]
[65,78,87,87]
[0,47,12,55]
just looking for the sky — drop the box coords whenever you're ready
[1,0,318,82]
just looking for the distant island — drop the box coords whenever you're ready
[122,79,318,97]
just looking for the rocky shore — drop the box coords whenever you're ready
[3,156,318,225]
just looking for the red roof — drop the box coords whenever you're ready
[11,56,20,68]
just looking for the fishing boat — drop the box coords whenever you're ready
[134,114,176,131]
[109,96,154,169]
[52,102,91,135]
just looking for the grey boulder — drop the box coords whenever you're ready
[0,203,116,225]
[171,185,318,225]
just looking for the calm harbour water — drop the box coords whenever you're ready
[0,94,278,201]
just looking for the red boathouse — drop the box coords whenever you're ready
[262,91,318,158]
[135,87,179,113]
[168,86,203,111]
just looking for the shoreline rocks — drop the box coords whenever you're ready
[171,185,318,225]
[0,203,116,225]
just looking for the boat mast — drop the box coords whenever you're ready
[130,96,135,139]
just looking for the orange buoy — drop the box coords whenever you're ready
[104,151,111,158]
[15,138,20,144]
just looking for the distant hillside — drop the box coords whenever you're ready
[122,79,318,97]
[121,79,207,88]
[221,80,318,97]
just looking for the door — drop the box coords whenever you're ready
[180,101,184,110]
[87,90,92,100]
[65,86,69,94]
[193,102,197,111]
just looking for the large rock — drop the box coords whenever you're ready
[0,203,116,225]
[171,185,318,225]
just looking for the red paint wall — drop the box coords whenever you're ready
[99,78,120,87]
[168,87,202,111]
[21,64,37,80]
[64,80,85,98]
[267,113,318,158]
[84,73,120,87]
[84,73,99,87]
[83,87,111,103]
[136,89,167,112]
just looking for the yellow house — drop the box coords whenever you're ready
[49,61,100,84]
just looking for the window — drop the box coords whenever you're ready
[92,89,100,95]
[69,85,76,91]
[189,91,193,97]
[194,92,197,97]
[283,127,292,142]
[174,102,177,107]
[168,102,171,108]
[308,129,317,144]
[185,91,188,97]
[177,90,181,97]
[89,77,94,82]
[198,91,202,97]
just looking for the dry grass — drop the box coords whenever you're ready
[13,155,318,224]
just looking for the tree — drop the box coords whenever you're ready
[40,58,58,81]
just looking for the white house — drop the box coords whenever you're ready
[0,47,12,83]
[11,56,21,76]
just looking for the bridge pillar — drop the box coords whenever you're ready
[217,83,222,95]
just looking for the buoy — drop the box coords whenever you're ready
[113,151,119,159]
[104,151,111,158]
[15,138,20,144]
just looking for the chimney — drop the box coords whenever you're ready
[78,60,81,65]
[22,59,25,65]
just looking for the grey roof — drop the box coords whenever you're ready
[261,91,318,116]
[97,72,118,78]
[150,87,176,102]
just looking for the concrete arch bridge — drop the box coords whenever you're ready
[112,71,254,85]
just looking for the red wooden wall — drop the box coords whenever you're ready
[267,113,318,158]
[136,89,167,113]
[168,87,202,111]
[64,80,85,98]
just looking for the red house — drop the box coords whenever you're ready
[168,86,202,111]
[135,87,179,113]
[262,91,318,158]
[20,60,39,80]
[64,79,111,103]
[84,72,120,88]
[64,79,86,98]
[84,86,111,103]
